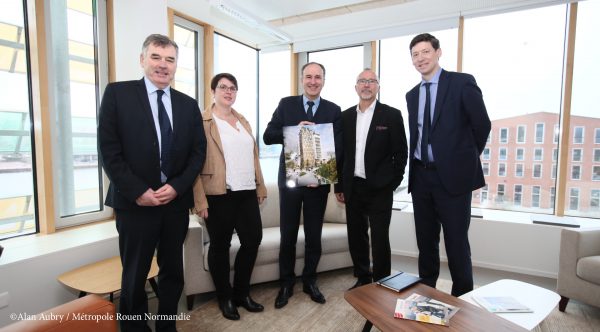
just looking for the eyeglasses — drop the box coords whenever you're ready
[356,79,379,85]
[411,48,434,59]
[217,84,238,92]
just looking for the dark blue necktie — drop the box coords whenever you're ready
[421,82,432,163]
[157,90,172,180]
[307,101,315,121]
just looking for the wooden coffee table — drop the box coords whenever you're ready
[58,256,159,302]
[345,282,528,332]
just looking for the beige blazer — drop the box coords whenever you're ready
[192,104,267,213]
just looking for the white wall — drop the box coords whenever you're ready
[112,0,168,81]
[390,210,561,278]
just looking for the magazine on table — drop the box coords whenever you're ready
[405,293,460,319]
[394,293,458,326]
[472,296,533,313]
[376,271,421,292]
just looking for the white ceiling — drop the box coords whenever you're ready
[167,0,571,50]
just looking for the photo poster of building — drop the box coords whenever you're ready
[283,123,338,187]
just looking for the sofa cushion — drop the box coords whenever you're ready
[577,255,600,285]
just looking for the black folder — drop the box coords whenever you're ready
[376,271,421,292]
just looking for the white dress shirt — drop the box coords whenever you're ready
[213,115,256,191]
[354,100,376,178]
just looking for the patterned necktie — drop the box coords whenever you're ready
[307,101,315,121]
[421,82,432,163]
[157,89,172,180]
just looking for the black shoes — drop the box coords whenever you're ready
[348,278,372,290]
[274,286,293,309]
[218,299,240,320]
[303,283,326,304]
[234,296,264,312]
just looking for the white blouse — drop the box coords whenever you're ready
[213,115,256,191]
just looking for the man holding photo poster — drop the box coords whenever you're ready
[263,62,342,308]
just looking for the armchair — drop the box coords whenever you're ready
[556,228,600,311]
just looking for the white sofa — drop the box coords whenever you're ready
[182,183,352,309]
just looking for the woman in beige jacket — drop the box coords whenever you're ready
[192,73,267,321]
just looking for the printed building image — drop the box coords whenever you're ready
[299,126,322,169]
[474,112,600,217]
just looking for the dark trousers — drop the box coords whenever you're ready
[411,162,474,296]
[205,190,262,302]
[346,177,393,282]
[278,185,329,287]
[116,207,189,332]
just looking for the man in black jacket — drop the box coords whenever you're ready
[336,68,408,289]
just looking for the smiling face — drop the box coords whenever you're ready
[140,43,177,89]
[355,69,379,103]
[302,63,325,100]
[212,77,237,108]
[411,41,442,80]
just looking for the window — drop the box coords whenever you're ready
[498,163,506,177]
[482,162,490,176]
[554,124,560,143]
[214,34,258,135]
[535,123,545,143]
[173,17,204,100]
[552,163,557,179]
[496,184,505,203]
[464,4,564,214]
[534,148,543,161]
[517,125,526,143]
[308,46,364,112]
[571,165,581,180]
[569,0,600,217]
[593,166,600,181]
[515,163,524,177]
[483,147,490,160]
[259,49,291,160]
[514,184,522,206]
[594,149,600,162]
[0,0,35,238]
[569,188,579,211]
[573,126,584,144]
[499,147,507,160]
[553,148,558,161]
[516,148,524,161]
[550,187,556,209]
[533,164,542,178]
[592,190,600,211]
[481,185,489,203]
[532,186,541,208]
[499,128,508,143]
[572,148,583,162]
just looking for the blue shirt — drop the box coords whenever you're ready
[303,95,321,117]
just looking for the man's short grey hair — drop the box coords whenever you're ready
[141,34,179,57]
[357,68,380,81]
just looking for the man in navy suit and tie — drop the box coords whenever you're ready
[406,33,491,296]
[98,34,206,331]
[264,62,342,308]
[336,68,408,289]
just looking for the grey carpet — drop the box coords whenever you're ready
[177,268,600,332]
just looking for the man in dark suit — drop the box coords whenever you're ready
[98,34,206,331]
[336,68,408,289]
[406,33,491,296]
[264,62,342,308]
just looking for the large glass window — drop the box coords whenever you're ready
[464,4,565,214]
[0,0,35,238]
[258,49,291,183]
[214,34,258,135]
[173,17,204,100]
[47,0,108,227]
[307,46,364,110]
[567,0,600,217]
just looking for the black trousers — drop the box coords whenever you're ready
[205,189,262,302]
[116,207,189,332]
[346,177,393,282]
[278,185,329,287]
[411,162,474,296]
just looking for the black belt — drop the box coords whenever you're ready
[413,159,437,170]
